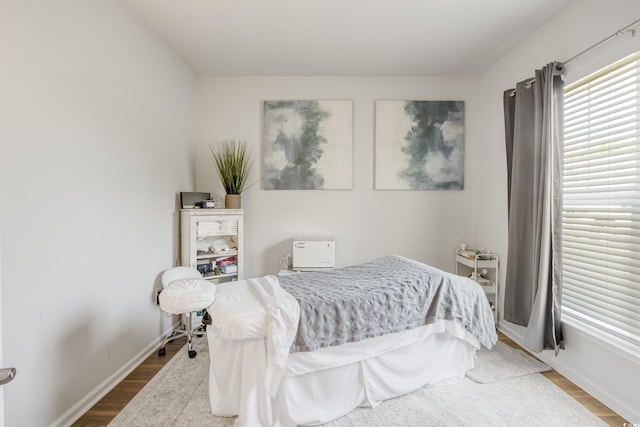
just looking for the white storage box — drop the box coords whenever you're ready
[292,238,335,271]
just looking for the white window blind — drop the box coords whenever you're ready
[563,51,640,347]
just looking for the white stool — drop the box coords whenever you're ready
[158,267,216,358]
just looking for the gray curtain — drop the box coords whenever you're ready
[503,62,564,354]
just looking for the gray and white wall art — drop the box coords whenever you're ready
[263,100,353,190]
[375,100,465,190]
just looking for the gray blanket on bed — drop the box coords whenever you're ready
[278,255,497,353]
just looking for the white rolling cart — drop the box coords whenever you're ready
[455,248,499,325]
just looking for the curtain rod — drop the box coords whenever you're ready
[564,16,640,65]
[508,16,640,97]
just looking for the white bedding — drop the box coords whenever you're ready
[209,280,268,339]
[207,271,491,426]
[211,276,299,397]
[210,278,482,376]
[207,319,478,426]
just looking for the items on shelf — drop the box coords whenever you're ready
[469,270,492,287]
[216,256,238,274]
[181,209,244,283]
[219,264,237,274]
[196,263,214,277]
[197,220,238,236]
[196,235,238,255]
[457,247,493,260]
[196,256,238,277]
[458,250,477,260]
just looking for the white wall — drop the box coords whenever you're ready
[0,1,195,425]
[194,77,486,277]
[475,0,640,422]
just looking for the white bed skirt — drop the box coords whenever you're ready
[207,320,478,427]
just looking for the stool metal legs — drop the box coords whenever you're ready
[158,311,206,358]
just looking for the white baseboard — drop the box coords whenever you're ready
[535,350,639,423]
[49,323,180,427]
[498,323,640,423]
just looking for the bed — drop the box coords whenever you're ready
[205,255,497,426]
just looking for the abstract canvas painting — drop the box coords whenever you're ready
[375,100,465,190]
[263,100,353,190]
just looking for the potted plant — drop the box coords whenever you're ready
[209,139,252,209]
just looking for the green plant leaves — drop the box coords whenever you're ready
[209,140,252,194]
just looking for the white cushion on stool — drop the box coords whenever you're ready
[159,278,216,314]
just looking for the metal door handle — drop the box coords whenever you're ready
[0,368,16,385]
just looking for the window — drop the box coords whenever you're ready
[562,51,640,348]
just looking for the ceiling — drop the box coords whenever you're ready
[122,0,571,77]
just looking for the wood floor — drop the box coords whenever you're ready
[73,333,627,426]
[72,336,188,427]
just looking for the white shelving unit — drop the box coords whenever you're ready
[455,248,499,324]
[180,209,244,283]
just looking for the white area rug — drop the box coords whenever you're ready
[109,338,606,427]
[466,341,551,383]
